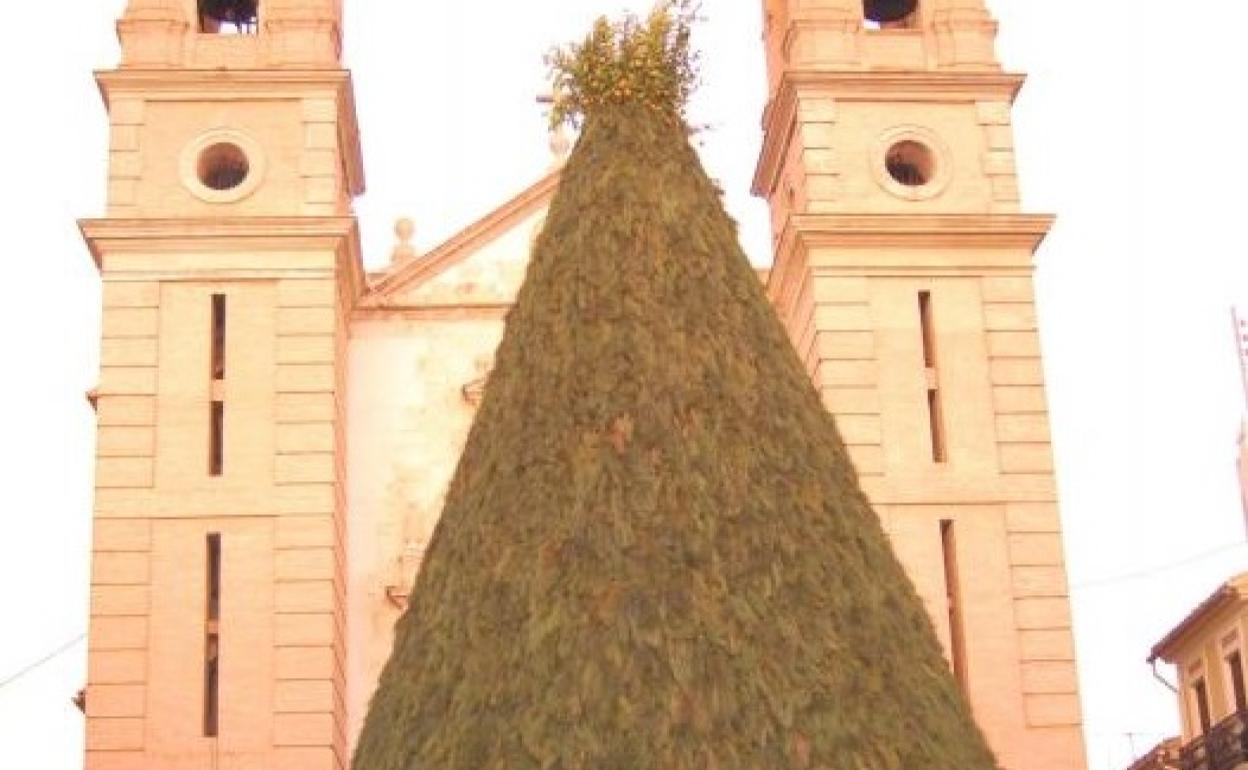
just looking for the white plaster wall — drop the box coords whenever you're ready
[345,317,505,746]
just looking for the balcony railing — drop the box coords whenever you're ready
[1179,709,1248,770]
[1126,738,1180,770]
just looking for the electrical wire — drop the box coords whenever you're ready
[0,634,86,691]
[1071,541,1248,592]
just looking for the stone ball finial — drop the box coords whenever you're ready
[392,217,417,264]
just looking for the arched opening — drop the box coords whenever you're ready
[863,0,919,30]
[198,0,258,34]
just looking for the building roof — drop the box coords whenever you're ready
[361,169,561,306]
[357,167,774,311]
[1123,737,1180,770]
[1149,572,1248,663]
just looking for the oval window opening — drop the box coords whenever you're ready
[198,143,250,191]
[885,140,935,187]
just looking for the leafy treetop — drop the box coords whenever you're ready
[546,0,700,129]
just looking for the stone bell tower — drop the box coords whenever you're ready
[755,1,1085,768]
[80,1,363,768]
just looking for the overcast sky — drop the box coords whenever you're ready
[1,2,1246,770]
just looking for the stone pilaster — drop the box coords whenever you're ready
[265,0,343,68]
[117,0,189,68]
[932,0,1000,71]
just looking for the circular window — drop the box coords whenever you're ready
[871,126,951,201]
[197,143,250,191]
[180,129,266,204]
[885,141,935,187]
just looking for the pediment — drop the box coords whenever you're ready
[362,170,559,309]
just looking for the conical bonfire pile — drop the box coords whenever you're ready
[353,6,998,769]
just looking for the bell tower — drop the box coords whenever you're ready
[80,1,363,768]
[756,1,1085,769]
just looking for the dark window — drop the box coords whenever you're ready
[1228,651,1247,713]
[197,144,250,191]
[918,291,937,367]
[209,402,224,477]
[940,520,968,694]
[204,534,222,737]
[863,0,919,29]
[919,292,947,463]
[198,0,258,34]
[207,533,221,623]
[1194,677,1213,735]
[887,141,936,187]
[204,643,219,736]
[928,390,947,463]
[211,294,226,380]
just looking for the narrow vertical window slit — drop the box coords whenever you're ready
[204,533,221,737]
[209,402,224,477]
[918,291,936,367]
[919,291,947,463]
[940,520,968,694]
[928,390,947,464]
[211,294,226,380]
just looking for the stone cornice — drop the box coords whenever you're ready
[768,213,1054,292]
[79,216,366,302]
[782,70,1025,107]
[353,304,513,322]
[784,212,1054,249]
[95,68,365,197]
[753,71,1026,197]
[860,476,1058,505]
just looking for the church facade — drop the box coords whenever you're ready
[80,1,1085,769]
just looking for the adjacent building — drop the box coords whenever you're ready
[1127,314,1248,770]
[1138,575,1248,770]
[79,1,1085,768]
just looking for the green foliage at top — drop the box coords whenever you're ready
[351,13,999,770]
[546,0,700,129]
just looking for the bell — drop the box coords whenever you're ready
[199,0,258,26]
[863,0,918,23]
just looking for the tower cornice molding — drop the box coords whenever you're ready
[767,214,1052,304]
[776,70,1025,105]
[765,213,1056,351]
[95,68,365,196]
[753,71,1025,197]
[79,216,365,302]
[770,213,1055,289]
[782,212,1053,250]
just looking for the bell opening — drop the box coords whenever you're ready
[863,0,919,29]
[198,0,259,34]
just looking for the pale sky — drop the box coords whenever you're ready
[1,2,1247,769]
